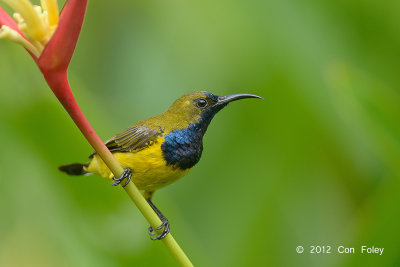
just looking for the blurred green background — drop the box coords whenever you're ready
[1,0,400,266]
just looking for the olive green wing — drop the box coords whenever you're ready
[89,125,163,158]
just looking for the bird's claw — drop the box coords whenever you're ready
[148,218,170,240]
[111,167,132,187]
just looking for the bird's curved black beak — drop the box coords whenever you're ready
[217,93,263,105]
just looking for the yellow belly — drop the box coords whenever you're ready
[85,139,190,191]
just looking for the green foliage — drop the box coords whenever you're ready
[1,0,400,266]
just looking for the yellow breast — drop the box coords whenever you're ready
[85,136,191,191]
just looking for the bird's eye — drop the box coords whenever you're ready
[196,98,208,108]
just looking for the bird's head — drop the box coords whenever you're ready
[163,91,263,131]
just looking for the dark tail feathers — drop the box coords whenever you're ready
[59,163,88,175]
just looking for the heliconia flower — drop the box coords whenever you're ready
[0,0,88,132]
[0,0,87,72]
[0,0,94,155]
[0,0,122,200]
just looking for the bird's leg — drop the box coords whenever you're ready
[111,167,132,187]
[145,191,170,240]
[147,199,170,240]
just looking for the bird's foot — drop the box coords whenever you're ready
[148,217,170,240]
[111,167,132,187]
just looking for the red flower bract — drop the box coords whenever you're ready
[37,0,87,72]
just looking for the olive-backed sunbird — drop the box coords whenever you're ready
[59,91,262,239]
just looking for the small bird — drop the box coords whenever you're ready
[59,91,262,239]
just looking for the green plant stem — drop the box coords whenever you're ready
[46,71,193,267]
[123,183,194,266]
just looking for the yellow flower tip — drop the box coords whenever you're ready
[3,0,42,39]
[0,25,21,43]
[41,0,58,26]
[1,0,59,56]
[0,25,40,57]
[12,12,24,24]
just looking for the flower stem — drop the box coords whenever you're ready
[44,70,193,267]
